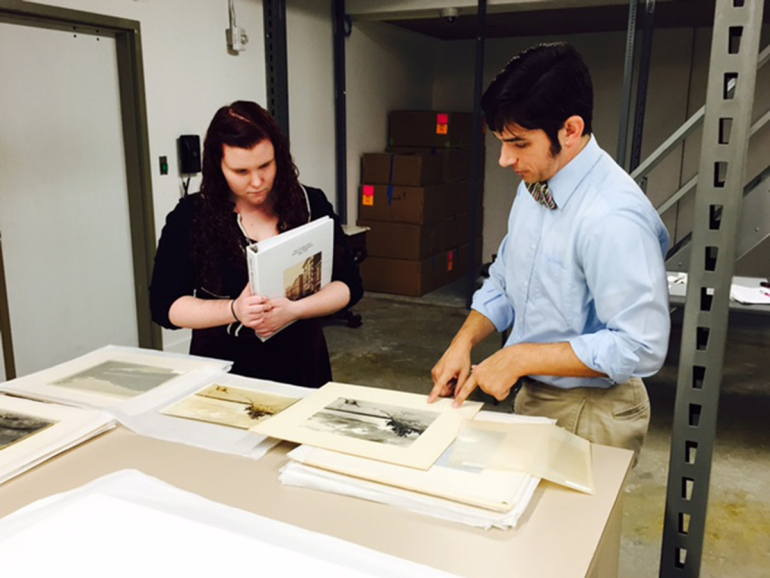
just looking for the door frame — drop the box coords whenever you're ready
[0,0,161,368]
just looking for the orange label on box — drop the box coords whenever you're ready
[436,123,448,135]
[362,185,374,206]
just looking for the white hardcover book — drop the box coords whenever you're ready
[246,216,334,340]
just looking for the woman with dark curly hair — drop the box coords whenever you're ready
[150,101,363,387]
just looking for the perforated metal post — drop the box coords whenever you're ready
[629,0,656,173]
[659,1,764,576]
[263,0,289,139]
[616,0,638,169]
[332,0,348,224]
[465,0,487,309]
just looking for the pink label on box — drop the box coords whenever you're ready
[362,185,374,206]
[437,113,449,124]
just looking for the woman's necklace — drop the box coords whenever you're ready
[236,213,253,244]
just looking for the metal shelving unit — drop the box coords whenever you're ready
[659,1,765,576]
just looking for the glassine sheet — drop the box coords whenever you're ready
[0,345,232,411]
[0,395,114,485]
[251,382,482,470]
[450,421,594,494]
[113,373,311,459]
[0,470,457,578]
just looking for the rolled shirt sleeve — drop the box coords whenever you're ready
[471,234,515,333]
[568,211,670,384]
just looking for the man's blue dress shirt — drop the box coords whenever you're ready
[472,136,670,389]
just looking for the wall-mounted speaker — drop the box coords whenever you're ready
[177,134,201,174]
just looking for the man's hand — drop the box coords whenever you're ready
[253,297,299,339]
[452,342,606,407]
[453,346,522,407]
[429,340,472,403]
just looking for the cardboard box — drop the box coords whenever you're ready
[389,111,475,149]
[361,152,443,186]
[357,220,442,261]
[361,254,447,297]
[388,146,481,183]
[359,183,448,224]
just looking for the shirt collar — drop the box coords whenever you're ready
[547,135,602,209]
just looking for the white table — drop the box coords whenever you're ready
[0,426,632,578]
[668,273,770,315]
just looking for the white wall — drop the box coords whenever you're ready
[287,0,336,199]
[345,21,437,225]
[29,0,267,351]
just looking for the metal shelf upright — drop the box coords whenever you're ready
[659,1,765,576]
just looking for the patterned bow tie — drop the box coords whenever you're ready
[525,181,557,210]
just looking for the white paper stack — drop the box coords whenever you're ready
[0,470,457,577]
[280,412,551,530]
[730,283,770,305]
[0,395,114,485]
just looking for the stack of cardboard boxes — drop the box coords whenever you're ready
[358,111,483,297]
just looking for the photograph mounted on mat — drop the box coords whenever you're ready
[0,395,114,486]
[251,382,482,469]
[160,383,300,430]
[0,345,232,409]
[0,410,56,451]
[51,360,180,400]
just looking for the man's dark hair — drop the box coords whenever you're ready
[481,42,593,156]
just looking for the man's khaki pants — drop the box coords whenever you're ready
[513,377,650,465]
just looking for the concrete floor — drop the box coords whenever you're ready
[324,285,770,578]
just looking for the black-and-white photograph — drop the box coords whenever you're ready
[51,360,180,399]
[0,410,56,450]
[303,397,439,448]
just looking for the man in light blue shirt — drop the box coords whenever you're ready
[429,43,670,458]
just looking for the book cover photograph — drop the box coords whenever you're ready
[161,384,299,430]
[283,251,323,301]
